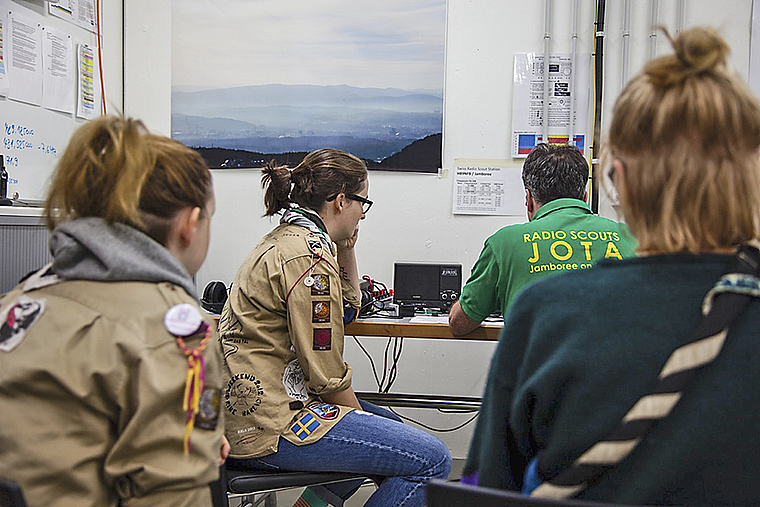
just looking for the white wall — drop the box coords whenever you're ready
[125,0,755,459]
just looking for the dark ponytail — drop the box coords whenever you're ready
[261,148,367,216]
[261,161,293,216]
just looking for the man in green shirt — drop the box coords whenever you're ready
[449,143,635,336]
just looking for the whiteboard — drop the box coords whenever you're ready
[0,0,103,202]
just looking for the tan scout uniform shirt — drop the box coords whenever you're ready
[220,223,361,458]
[0,276,223,507]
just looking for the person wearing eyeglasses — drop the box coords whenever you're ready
[219,148,451,507]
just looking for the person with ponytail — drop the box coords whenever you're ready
[219,148,451,507]
[0,115,228,506]
[463,27,760,505]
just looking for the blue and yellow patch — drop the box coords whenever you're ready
[290,413,321,440]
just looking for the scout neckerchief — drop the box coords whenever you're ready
[281,206,334,254]
[524,243,760,499]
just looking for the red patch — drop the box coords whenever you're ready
[313,328,332,350]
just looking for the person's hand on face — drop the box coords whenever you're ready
[338,226,359,251]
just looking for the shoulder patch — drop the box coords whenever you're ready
[308,401,340,420]
[0,295,45,352]
[291,412,320,440]
[307,239,323,253]
[22,264,60,292]
[310,274,330,296]
[282,358,308,401]
[313,328,332,350]
[195,387,221,430]
[312,301,331,323]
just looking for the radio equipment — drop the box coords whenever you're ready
[393,262,462,317]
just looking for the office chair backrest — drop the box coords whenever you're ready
[426,480,647,507]
[0,479,27,507]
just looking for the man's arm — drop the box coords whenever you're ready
[449,301,482,336]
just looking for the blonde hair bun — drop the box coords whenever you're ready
[645,27,730,87]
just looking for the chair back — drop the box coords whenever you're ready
[426,480,647,507]
[0,479,27,507]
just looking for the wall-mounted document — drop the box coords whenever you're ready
[8,8,42,106]
[511,53,590,158]
[41,25,73,113]
[453,159,525,216]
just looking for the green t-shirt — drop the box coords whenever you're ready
[459,198,636,321]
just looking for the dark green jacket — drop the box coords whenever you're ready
[466,254,760,506]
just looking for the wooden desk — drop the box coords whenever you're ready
[212,315,502,341]
[345,317,502,341]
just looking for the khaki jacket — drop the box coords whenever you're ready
[220,223,361,458]
[0,276,223,507]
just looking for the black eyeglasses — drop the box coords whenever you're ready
[326,193,373,213]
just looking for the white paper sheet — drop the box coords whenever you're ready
[452,159,526,216]
[49,0,96,33]
[42,25,74,113]
[8,8,42,106]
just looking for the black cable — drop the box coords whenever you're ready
[383,337,404,393]
[351,335,382,390]
[591,0,607,213]
[388,407,480,433]
[379,337,392,391]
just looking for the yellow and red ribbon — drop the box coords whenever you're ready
[174,321,212,454]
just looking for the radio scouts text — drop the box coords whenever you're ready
[524,230,623,274]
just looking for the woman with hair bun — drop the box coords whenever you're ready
[220,148,451,507]
[464,27,760,505]
[0,115,227,506]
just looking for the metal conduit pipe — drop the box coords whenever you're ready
[650,0,660,60]
[590,0,606,213]
[569,0,579,147]
[677,0,686,33]
[622,0,632,89]
[543,0,552,145]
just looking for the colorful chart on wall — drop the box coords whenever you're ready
[171,0,446,173]
[511,53,590,159]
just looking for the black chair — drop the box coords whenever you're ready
[0,479,27,507]
[212,464,372,507]
[426,480,647,507]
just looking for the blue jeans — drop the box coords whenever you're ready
[227,400,452,507]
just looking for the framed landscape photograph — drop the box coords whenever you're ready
[171,0,446,172]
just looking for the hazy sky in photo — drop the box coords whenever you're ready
[172,0,446,92]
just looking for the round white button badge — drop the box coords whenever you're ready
[164,303,203,336]
[304,276,314,287]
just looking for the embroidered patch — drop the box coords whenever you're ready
[312,301,330,323]
[282,359,308,401]
[308,402,340,420]
[310,274,330,296]
[307,239,323,252]
[0,296,45,353]
[313,328,332,350]
[224,373,264,417]
[22,264,60,292]
[195,387,221,430]
[291,412,320,440]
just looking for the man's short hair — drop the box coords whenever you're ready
[521,143,588,205]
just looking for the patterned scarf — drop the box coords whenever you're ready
[280,206,334,254]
